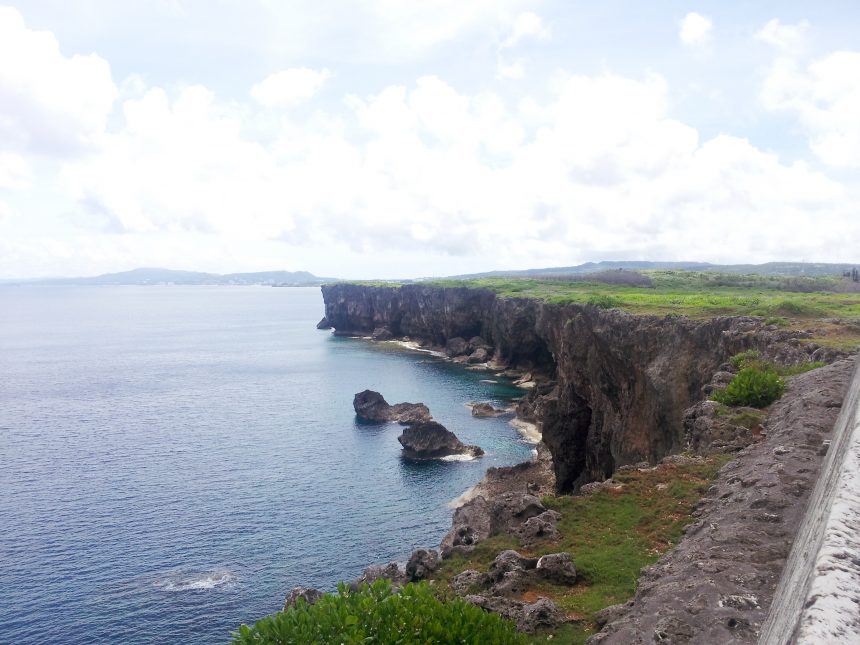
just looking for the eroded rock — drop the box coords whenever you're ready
[397,421,484,460]
[283,586,323,610]
[352,390,431,424]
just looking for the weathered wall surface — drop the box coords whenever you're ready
[321,284,833,492]
[759,359,860,644]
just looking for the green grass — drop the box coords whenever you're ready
[415,272,860,350]
[431,455,732,644]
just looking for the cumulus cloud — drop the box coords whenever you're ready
[0,152,32,190]
[761,50,860,168]
[53,67,854,273]
[501,11,551,48]
[4,4,860,278]
[755,18,810,51]
[679,12,713,47]
[251,67,332,107]
[0,6,117,155]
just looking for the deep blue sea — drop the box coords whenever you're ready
[0,286,534,644]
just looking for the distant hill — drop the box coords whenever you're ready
[7,268,336,286]
[450,261,858,279]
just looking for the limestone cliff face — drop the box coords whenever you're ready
[321,284,829,492]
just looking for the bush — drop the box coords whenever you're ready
[729,350,761,370]
[587,294,622,309]
[712,367,786,408]
[231,579,526,645]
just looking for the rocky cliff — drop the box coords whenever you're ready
[322,284,835,492]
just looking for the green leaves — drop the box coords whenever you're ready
[230,579,527,645]
[712,367,786,408]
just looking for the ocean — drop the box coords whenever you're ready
[0,286,535,644]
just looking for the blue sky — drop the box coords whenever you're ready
[1,1,859,278]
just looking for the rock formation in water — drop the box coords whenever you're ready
[470,402,505,417]
[397,421,484,460]
[325,283,843,492]
[352,390,431,424]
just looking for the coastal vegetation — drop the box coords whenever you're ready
[711,350,826,408]
[419,271,860,321]
[232,578,526,644]
[342,270,860,350]
[429,454,732,644]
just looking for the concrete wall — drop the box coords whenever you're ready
[759,360,860,644]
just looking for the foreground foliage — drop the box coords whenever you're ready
[231,579,526,645]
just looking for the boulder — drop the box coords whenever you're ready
[465,594,567,634]
[316,316,332,330]
[514,510,561,543]
[488,550,538,596]
[445,337,470,357]
[468,336,489,351]
[405,548,438,581]
[450,569,490,595]
[371,326,394,340]
[441,496,492,557]
[489,492,547,534]
[353,390,431,424]
[471,402,504,417]
[536,552,577,585]
[283,586,323,610]
[397,421,484,460]
[467,347,489,364]
[520,598,569,634]
[359,562,404,586]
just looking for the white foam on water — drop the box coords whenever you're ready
[510,418,542,443]
[440,453,476,462]
[155,568,235,592]
[385,340,447,358]
[448,483,485,508]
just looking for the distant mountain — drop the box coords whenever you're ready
[450,261,858,279]
[6,268,336,286]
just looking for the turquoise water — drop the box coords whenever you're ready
[0,286,534,644]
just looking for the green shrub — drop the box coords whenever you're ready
[729,350,761,370]
[587,294,622,309]
[231,579,527,645]
[764,316,789,327]
[712,367,786,408]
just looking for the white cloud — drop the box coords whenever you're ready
[679,12,713,47]
[4,3,860,278]
[0,6,117,155]
[755,18,810,51]
[51,68,855,275]
[501,11,551,48]
[0,199,16,221]
[251,67,332,107]
[0,152,32,190]
[761,51,860,168]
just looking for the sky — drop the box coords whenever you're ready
[1,1,859,279]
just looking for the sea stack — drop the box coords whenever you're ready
[398,421,484,460]
[353,390,432,424]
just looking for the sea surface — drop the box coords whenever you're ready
[0,286,535,644]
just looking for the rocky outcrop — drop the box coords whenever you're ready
[316,316,331,330]
[585,358,856,644]
[352,390,431,424]
[441,491,551,556]
[283,586,323,610]
[397,421,484,460]
[470,402,505,417]
[323,283,842,492]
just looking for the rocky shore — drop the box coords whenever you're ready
[292,283,856,639]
